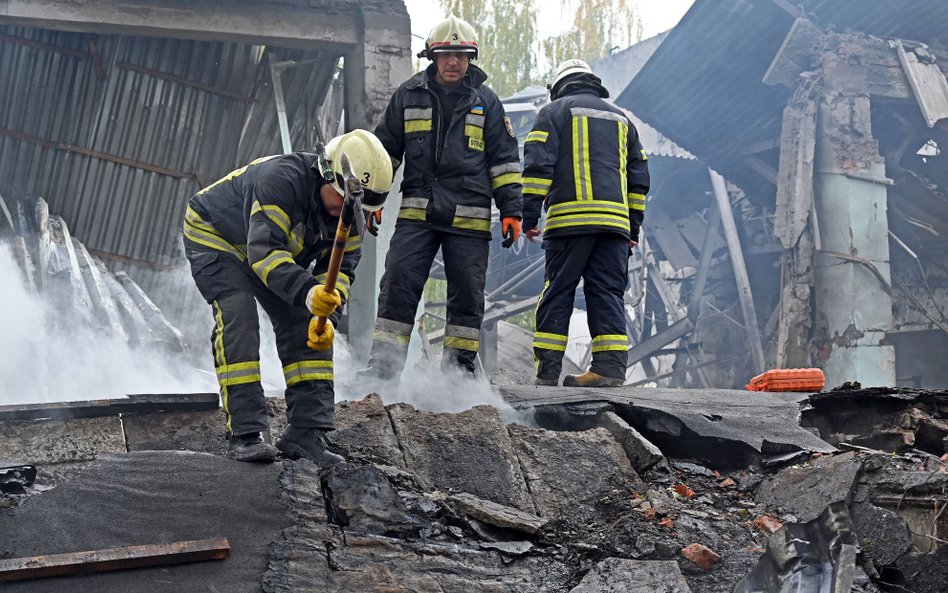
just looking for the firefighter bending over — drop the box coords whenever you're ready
[523,59,650,387]
[361,15,523,380]
[183,130,393,463]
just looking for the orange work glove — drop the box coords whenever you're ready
[307,318,334,351]
[306,284,341,317]
[366,209,382,236]
[501,217,521,248]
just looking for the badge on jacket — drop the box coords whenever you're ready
[504,116,516,139]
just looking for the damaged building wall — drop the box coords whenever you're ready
[0,0,411,357]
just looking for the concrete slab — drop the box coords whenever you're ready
[500,386,835,467]
[508,424,639,524]
[387,403,534,512]
[0,416,125,464]
[755,452,863,521]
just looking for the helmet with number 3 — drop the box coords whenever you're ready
[324,129,393,211]
[419,15,479,60]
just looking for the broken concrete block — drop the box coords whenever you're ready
[478,540,534,555]
[850,503,912,566]
[569,558,692,592]
[895,546,948,593]
[680,543,721,571]
[447,492,546,534]
[266,522,571,593]
[756,451,862,522]
[387,403,533,511]
[321,463,421,538]
[597,410,665,471]
[508,424,638,524]
[327,394,405,469]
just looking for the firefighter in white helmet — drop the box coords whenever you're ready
[362,15,524,381]
[523,59,650,387]
[183,129,393,464]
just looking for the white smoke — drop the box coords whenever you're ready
[335,353,535,426]
[0,243,215,405]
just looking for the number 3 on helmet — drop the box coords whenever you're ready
[324,129,394,212]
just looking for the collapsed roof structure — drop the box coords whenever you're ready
[612,0,948,389]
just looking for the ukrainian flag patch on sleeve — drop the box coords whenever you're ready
[470,105,484,115]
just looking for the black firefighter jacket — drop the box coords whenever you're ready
[183,151,361,308]
[374,64,523,237]
[522,88,650,242]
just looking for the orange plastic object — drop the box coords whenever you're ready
[745,368,825,392]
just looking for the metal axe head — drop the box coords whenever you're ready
[338,151,363,197]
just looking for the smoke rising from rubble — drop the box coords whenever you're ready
[334,354,533,425]
[0,244,216,405]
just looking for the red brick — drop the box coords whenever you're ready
[659,517,676,529]
[719,478,736,488]
[681,543,721,571]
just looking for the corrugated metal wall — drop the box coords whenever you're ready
[0,25,342,339]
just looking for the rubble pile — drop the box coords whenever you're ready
[1,388,946,592]
[0,194,185,352]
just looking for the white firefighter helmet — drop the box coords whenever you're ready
[549,59,595,95]
[420,15,479,59]
[325,129,393,211]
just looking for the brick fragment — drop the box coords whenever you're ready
[719,478,736,488]
[659,517,675,529]
[672,484,695,498]
[752,514,783,533]
[681,543,721,571]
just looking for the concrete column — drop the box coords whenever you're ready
[344,8,412,362]
[812,92,895,386]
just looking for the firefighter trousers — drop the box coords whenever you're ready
[533,234,629,381]
[368,222,489,379]
[185,241,335,436]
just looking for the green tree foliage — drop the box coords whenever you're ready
[435,0,538,97]
[541,0,641,76]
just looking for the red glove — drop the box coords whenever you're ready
[501,217,521,248]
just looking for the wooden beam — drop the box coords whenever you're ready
[117,62,254,103]
[0,393,219,422]
[0,537,229,582]
[709,169,767,374]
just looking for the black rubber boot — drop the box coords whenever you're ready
[227,432,277,463]
[562,371,624,388]
[534,377,558,386]
[276,426,345,467]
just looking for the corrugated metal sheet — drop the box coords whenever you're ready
[0,26,338,270]
[617,0,948,199]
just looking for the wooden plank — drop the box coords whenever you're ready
[743,155,778,185]
[0,537,229,582]
[709,169,766,374]
[687,205,721,322]
[0,393,219,422]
